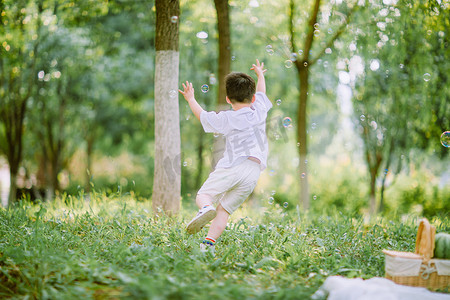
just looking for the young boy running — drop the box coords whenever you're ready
[179,59,272,253]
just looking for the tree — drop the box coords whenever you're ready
[349,0,450,215]
[152,0,181,215]
[0,0,43,205]
[289,0,358,210]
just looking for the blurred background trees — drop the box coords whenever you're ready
[0,0,448,218]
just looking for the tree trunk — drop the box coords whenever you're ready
[8,172,17,206]
[212,0,231,168]
[153,0,181,216]
[297,66,310,210]
[214,0,231,107]
[86,135,94,193]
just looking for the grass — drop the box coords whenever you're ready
[0,193,449,299]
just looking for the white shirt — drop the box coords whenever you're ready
[200,92,272,170]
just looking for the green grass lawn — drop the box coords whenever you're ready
[0,194,448,299]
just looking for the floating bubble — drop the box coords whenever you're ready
[304,159,308,164]
[303,62,308,67]
[423,73,431,82]
[298,49,303,56]
[313,195,317,200]
[328,28,333,34]
[271,190,276,196]
[171,16,178,23]
[201,84,209,93]
[314,29,320,37]
[231,55,236,61]
[270,169,275,176]
[301,172,306,178]
[268,240,274,245]
[297,142,300,147]
[290,53,298,61]
[360,114,366,122]
[282,117,292,128]
[268,197,274,204]
[441,131,450,147]
[283,202,289,208]
[285,60,293,68]
[311,123,317,130]
[384,169,388,175]
[169,89,177,98]
[325,48,332,54]
[276,99,282,106]
[183,161,188,167]
[209,74,217,85]
[314,23,320,30]
[399,64,404,69]
[427,30,432,35]
[196,31,208,39]
[266,45,273,55]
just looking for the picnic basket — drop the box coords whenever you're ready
[382,218,450,290]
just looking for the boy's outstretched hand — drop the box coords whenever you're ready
[250,59,267,78]
[179,81,195,102]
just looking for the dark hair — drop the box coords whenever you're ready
[225,72,256,103]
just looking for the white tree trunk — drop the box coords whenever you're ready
[153,50,181,215]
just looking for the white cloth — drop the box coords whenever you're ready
[385,255,450,277]
[200,92,272,170]
[311,276,450,300]
[197,159,261,214]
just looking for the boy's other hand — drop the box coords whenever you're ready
[179,81,195,102]
[250,59,267,78]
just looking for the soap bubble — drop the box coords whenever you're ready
[183,161,188,167]
[196,31,208,39]
[171,16,178,23]
[423,73,431,82]
[169,89,177,98]
[313,195,317,200]
[290,53,298,61]
[301,172,306,178]
[282,117,292,128]
[231,55,236,61]
[268,197,274,204]
[298,49,303,56]
[266,45,274,55]
[283,202,289,208]
[384,169,388,175]
[209,74,217,85]
[201,84,209,93]
[276,99,282,105]
[311,123,317,130]
[271,190,276,196]
[314,29,320,37]
[285,60,293,68]
[360,114,366,122]
[441,131,450,147]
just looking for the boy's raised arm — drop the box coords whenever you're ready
[179,81,204,121]
[251,59,267,94]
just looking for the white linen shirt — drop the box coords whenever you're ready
[200,92,272,170]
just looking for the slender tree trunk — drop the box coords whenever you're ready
[153,0,181,216]
[8,172,18,205]
[212,0,231,168]
[86,135,94,193]
[297,67,310,210]
[214,0,231,107]
[195,125,205,189]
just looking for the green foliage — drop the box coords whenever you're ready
[1,196,448,298]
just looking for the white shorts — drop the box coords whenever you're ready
[197,159,261,214]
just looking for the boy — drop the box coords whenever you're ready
[179,59,272,253]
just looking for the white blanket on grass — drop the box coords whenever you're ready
[311,276,450,300]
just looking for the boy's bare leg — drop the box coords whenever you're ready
[206,204,230,240]
[196,194,213,208]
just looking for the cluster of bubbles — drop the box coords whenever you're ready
[201,84,209,93]
[282,117,292,128]
[441,131,450,147]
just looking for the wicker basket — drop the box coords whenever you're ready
[383,218,450,290]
